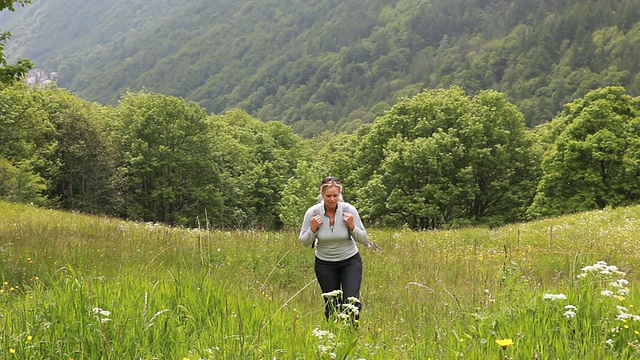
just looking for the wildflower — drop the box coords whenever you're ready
[616,305,629,312]
[565,305,577,311]
[606,338,614,346]
[318,344,332,354]
[92,307,111,317]
[543,293,567,300]
[322,290,343,299]
[563,310,576,319]
[496,338,514,349]
[601,290,614,297]
[617,289,630,296]
[341,303,360,315]
[9,348,15,354]
[312,328,334,340]
[347,296,361,304]
[27,335,33,342]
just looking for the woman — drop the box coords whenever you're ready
[299,176,368,323]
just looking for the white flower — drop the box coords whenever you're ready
[322,290,343,299]
[92,307,111,317]
[312,328,333,340]
[616,305,629,313]
[347,296,361,304]
[617,289,630,296]
[563,310,576,319]
[543,293,567,300]
[606,338,614,347]
[341,303,360,315]
[601,290,614,297]
[565,305,577,310]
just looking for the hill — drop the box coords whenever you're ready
[3,0,639,136]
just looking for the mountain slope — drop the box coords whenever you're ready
[3,0,639,135]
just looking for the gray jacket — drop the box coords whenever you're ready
[299,201,368,261]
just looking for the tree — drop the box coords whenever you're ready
[529,86,640,217]
[0,83,57,200]
[209,109,301,229]
[111,90,222,226]
[353,87,538,229]
[0,0,33,83]
[38,87,119,214]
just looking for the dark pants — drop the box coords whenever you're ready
[315,252,363,321]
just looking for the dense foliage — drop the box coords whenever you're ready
[351,87,539,228]
[1,81,638,229]
[2,0,639,136]
[0,0,32,82]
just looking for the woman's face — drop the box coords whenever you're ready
[322,186,341,210]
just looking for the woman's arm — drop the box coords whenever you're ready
[346,205,368,244]
[299,208,317,247]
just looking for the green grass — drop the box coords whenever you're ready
[2,201,640,359]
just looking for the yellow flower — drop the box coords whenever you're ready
[624,324,630,329]
[9,348,15,354]
[635,330,639,335]
[27,335,33,342]
[496,338,514,349]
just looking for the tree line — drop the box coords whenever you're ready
[1,80,638,230]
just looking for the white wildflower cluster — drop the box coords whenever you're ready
[312,328,337,359]
[563,305,577,319]
[543,293,567,300]
[577,261,630,300]
[322,290,343,299]
[321,291,361,327]
[312,328,335,340]
[92,307,112,323]
[540,294,578,320]
[577,261,626,278]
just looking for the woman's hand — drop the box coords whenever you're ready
[343,212,355,232]
[311,215,323,233]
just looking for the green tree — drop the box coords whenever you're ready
[0,83,57,201]
[38,87,119,213]
[0,0,33,83]
[111,90,222,226]
[0,157,47,205]
[529,86,640,217]
[209,109,301,229]
[353,87,538,229]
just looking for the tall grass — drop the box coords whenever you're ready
[1,201,640,358]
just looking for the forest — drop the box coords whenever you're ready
[1,0,639,137]
[1,0,639,230]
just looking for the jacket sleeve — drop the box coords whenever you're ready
[299,207,316,247]
[347,205,368,245]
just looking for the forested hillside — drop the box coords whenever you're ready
[3,0,639,136]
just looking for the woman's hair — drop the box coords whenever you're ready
[318,176,344,202]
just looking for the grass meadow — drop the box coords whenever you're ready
[2,201,640,359]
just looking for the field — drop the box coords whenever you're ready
[2,201,640,359]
